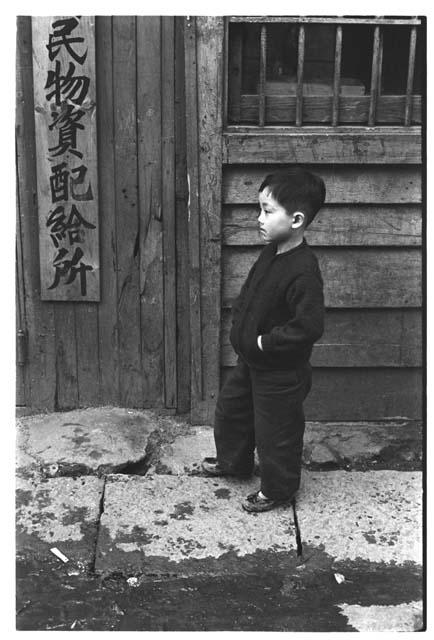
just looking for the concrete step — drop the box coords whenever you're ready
[16,475,104,569]
[94,469,422,576]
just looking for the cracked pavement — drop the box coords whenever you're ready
[16,406,424,631]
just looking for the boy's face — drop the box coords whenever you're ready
[258,187,305,243]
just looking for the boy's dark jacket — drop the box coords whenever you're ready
[229,236,325,370]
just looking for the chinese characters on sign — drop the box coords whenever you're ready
[32,16,100,300]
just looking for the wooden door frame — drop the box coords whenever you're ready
[184,16,225,424]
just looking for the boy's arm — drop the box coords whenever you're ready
[259,273,325,353]
[231,258,259,318]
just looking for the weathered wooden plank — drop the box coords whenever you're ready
[31,16,100,301]
[54,304,79,409]
[332,25,342,126]
[223,166,421,204]
[222,131,422,164]
[258,24,266,126]
[368,25,382,126]
[75,303,100,406]
[113,16,143,407]
[220,366,423,420]
[195,16,225,424]
[15,256,26,406]
[222,247,422,307]
[16,161,26,406]
[307,368,423,420]
[229,17,421,26]
[136,16,165,409]
[234,95,422,125]
[221,308,422,367]
[184,16,203,420]
[16,16,56,411]
[161,16,177,409]
[73,16,101,406]
[222,205,421,246]
[405,26,418,125]
[174,16,191,414]
[295,24,305,126]
[95,16,119,405]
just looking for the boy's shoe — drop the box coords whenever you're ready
[241,490,295,513]
[201,457,252,479]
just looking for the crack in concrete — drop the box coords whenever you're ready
[91,476,107,573]
[291,498,303,559]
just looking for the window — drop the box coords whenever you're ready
[225,16,423,127]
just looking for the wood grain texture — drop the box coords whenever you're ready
[368,25,382,126]
[73,17,100,406]
[295,25,305,126]
[195,16,225,424]
[184,16,203,419]
[222,165,421,204]
[222,246,422,307]
[220,366,423,420]
[222,204,421,246]
[137,16,165,408]
[16,16,56,411]
[54,304,79,409]
[75,303,100,407]
[332,25,342,126]
[95,16,120,405]
[174,16,191,414]
[233,95,421,125]
[15,254,26,405]
[228,17,421,25]
[31,16,100,301]
[405,26,418,125]
[161,16,177,409]
[221,308,422,367]
[258,24,266,126]
[112,16,143,407]
[16,162,26,405]
[222,130,422,164]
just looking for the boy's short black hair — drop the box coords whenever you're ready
[258,167,326,228]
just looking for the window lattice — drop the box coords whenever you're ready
[225,16,423,127]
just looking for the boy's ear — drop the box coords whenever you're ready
[291,211,305,229]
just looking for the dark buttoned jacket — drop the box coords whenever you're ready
[229,236,325,370]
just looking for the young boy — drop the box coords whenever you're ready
[202,167,326,513]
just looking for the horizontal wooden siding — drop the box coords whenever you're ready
[221,162,422,420]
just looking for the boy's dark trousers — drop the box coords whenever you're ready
[214,356,312,501]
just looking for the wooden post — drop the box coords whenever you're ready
[258,23,267,126]
[174,16,191,414]
[332,24,342,126]
[296,24,305,127]
[195,16,224,423]
[112,16,143,407]
[184,16,203,417]
[16,16,57,411]
[161,16,177,409]
[405,26,418,126]
[368,25,383,126]
[136,16,165,408]
[95,16,120,406]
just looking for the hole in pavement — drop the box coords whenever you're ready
[40,454,152,479]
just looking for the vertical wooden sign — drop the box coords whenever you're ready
[32,16,100,301]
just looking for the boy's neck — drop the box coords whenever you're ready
[275,234,305,255]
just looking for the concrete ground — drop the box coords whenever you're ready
[16,406,424,631]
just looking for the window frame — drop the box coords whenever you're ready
[223,16,423,132]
